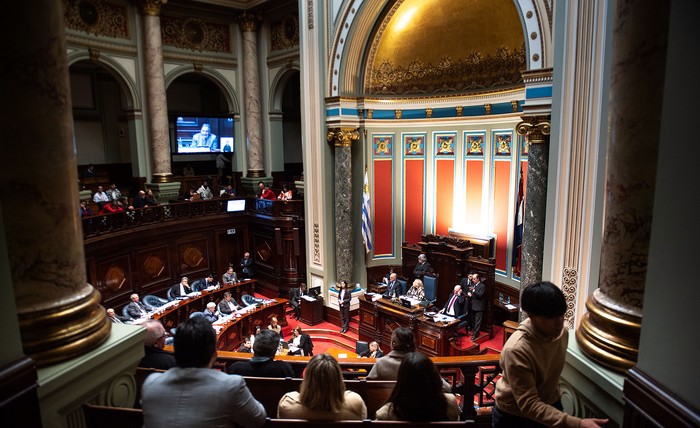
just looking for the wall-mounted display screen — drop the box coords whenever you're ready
[174,115,234,154]
[226,199,246,212]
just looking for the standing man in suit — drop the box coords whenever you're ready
[440,285,466,317]
[413,253,431,281]
[240,252,254,279]
[125,293,149,319]
[383,273,403,298]
[338,280,352,333]
[290,283,307,320]
[468,273,486,341]
[218,292,241,315]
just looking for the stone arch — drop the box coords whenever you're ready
[330,0,551,97]
[66,51,140,110]
[269,66,301,113]
[164,65,240,114]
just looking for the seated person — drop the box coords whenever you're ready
[289,283,307,320]
[202,302,219,324]
[237,338,253,353]
[375,352,459,421]
[358,341,384,358]
[141,318,266,427]
[277,184,293,200]
[259,185,276,200]
[106,307,128,324]
[228,330,294,378]
[287,326,313,356]
[83,163,96,178]
[139,319,176,370]
[99,199,123,215]
[170,276,193,298]
[277,354,367,420]
[381,268,395,285]
[79,200,93,218]
[197,181,213,200]
[125,293,149,319]
[183,164,195,176]
[220,184,236,197]
[191,273,217,292]
[144,189,159,206]
[93,185,109,209]
[439,285,466,317]
[383,273,404,298]
[218,292,241,315]
[222,266,238,285]
[267,316,283,340]
[132,190,149,209]
[405,279,425,301]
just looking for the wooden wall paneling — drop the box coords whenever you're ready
[135,245,171,289]
[175,236,211,279]
[214,226,245,277]
[96,254,133,307]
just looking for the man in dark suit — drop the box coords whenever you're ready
[170,276,193,298]
[218,292,241,315]
[441,285,466,317]
[240,252,254,278]
[191,273,217,292]
[413,253,432,281]
[125,293,149,319]
[202,302,219,324]
[107,308,129,323]
[289,283,307,320]
[383,273,403,298]
[468,273,486,341]
[139,320,176,370]
[358,341,384,358]
[228,330,294,378]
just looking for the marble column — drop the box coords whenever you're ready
[239,12,265,180]
[576,0,670,372]
[139,0,171,182]
[516,117,551,293]
[327,128,360,283]
[0,0,110,366]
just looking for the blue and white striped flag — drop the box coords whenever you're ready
[361,170,373,253]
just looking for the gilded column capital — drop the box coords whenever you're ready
[138,0,167,16]
[516,115,551,144]
[327,127,360,147]
[239,11,262,32]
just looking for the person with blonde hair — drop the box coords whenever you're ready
[268,316,283,340]
[406,279,425,301]
[277,354,367,420]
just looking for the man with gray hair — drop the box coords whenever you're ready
[202,301,219,324]
[413,253,432,281]
[139,319,176,370]
[228,330,294,378]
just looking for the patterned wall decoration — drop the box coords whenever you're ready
[161,15,231,53]
[271,15,299,51]
[434,133,456,235]
[137,246,171,288]
[466,134,485,156]
[373,135,393,157]
[63,0,129,39]
[436,135,455,156]
[96,255,132,301]
[494,133,512,156]
[403,134,426,244]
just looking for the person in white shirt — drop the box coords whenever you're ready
[197,181,213,200]
[93,185,109,208]
[170,277,192,298]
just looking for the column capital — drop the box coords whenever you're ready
[138,0,167,16]
[516,115,551,144]
[239,11,262,32]
[327,127,360,147]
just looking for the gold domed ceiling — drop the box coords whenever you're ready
[364,0,526,96]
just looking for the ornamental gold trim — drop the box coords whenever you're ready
[575,291,641,373]
[239,11,261,33]
[327,127,360,147]
[138,0,167,17]
[516,115,551,144]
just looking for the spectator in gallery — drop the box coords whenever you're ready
[467,272,486,341]
[406,279,426,301]
[145,189,159,206]
[222,266,238,285]
[228,330,294,378]
[132,190,149,209]
[79,200,93,218]
[141,317,266,428]
[375,351,460,421]
[278,184,293,200]
[108,183,121,201]
[260,184,276,200]
[278,354,366,420]
[106,308,128,324]
[216,152,231,184]
[183,164,195,176]
[220,184,236,197]
[192,123,219,151]
[358,341,384,358]
[139,319,177,370]
[170,276,193,298]
[93,185,109,209]
[413,253,431,281]
[493,281,608,428]
[256,181,265,198]
[240,252,254,278]
[202,302,219,324]
[218,292,241,315]
[82,163,96,178]
[125,293,149,319]
[99,199,123,215]
[118,195,133,210]
[338,280,351,333]
[197,181,213,200]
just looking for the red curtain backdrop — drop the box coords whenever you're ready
[373,159,393,256]
[404,159,425,244]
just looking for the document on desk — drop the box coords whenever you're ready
[505,304,517,310]
[302,295,317,302]
[432,314,456,323]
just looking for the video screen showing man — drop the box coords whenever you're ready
[192,123,218,151]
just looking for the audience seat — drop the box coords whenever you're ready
[82,404,143,428]
[142,295,168,310]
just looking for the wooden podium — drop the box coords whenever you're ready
[300,296,324,325]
